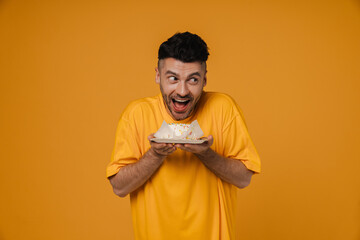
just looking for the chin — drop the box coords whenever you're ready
[172,112,189,121]
[173,115,186,121]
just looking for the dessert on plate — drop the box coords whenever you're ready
[152,120,204,143]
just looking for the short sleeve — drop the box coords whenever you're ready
[222,111,261,174]
[106,116,142,178]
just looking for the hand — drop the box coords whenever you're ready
[148,134,177,159]
[175,135,214,155]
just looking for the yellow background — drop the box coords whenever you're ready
[1,0,359,239]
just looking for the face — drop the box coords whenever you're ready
[155,58,207,121]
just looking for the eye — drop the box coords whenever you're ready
[169,76,177,82]
[188,78,199,84]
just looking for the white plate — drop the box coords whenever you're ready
[150,138,206,144]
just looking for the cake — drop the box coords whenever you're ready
[154,120,203,140]
[168,123,196,139]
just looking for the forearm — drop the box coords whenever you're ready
[109,149,164,197]
[195,149,253,188]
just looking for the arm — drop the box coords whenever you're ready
[176,135,253,189]
[109,134,177,197]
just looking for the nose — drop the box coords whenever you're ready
[176,81,189,97]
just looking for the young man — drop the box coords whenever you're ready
[107,32,261,240]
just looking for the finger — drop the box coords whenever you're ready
[150,140,165,147]
[165,145,177,152]
[174,143,184,148]
[161,146,172,152]
[151,143,168,151]
[148,133,156,141]
[157,146,176,156]
[175,144,187,150]
[153,147,174,156]
[155,143,176,152]
[205,135,214,146]
[166,148,176,154]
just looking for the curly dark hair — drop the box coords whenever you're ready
[158,32,209,63]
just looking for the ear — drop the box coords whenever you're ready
[155,67,160,84]
[203,71,207,87]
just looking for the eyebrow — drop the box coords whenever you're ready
[188,72,201,77]
[165,70,179,76]
[165,71,201,78]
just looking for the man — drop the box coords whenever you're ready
[107,32,261,240]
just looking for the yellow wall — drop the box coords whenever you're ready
[1,0,359,239]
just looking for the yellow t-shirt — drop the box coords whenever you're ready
[107,92,261,240]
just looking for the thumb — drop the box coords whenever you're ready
[207,135,214,146]
[148,133,155,141]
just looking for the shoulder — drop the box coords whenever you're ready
[197,92,245,126]
[120,95,159,120]
[203,92,237,105]
[201,92,242,113]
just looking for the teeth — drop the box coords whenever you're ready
[174,99,189,103]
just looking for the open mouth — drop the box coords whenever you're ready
[171,98,191,112]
